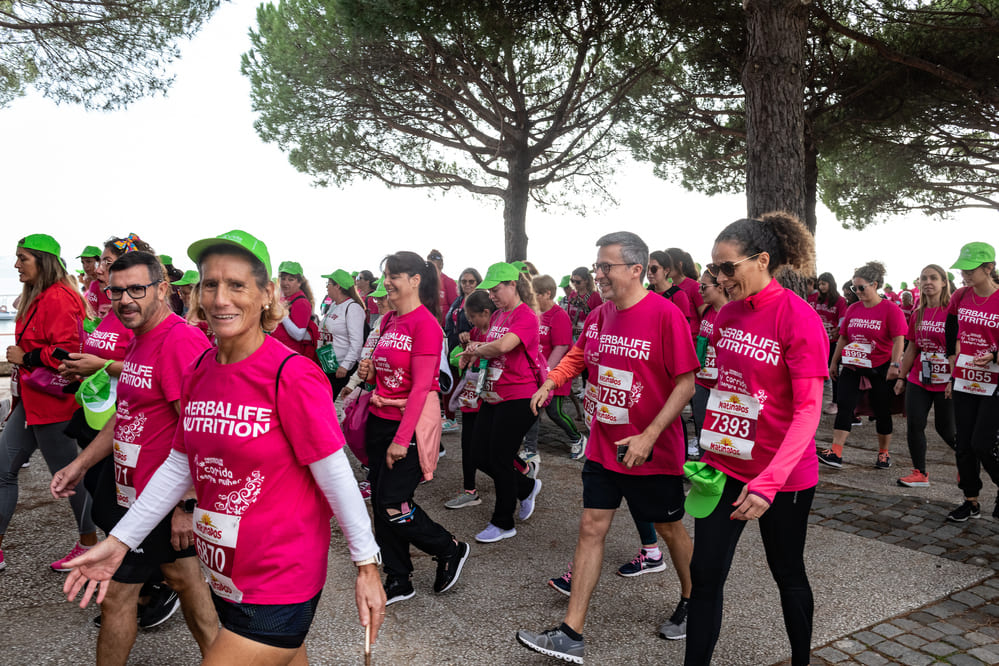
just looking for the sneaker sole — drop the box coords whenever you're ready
[435,543,470,594]
[516,632,583,664]
[897,480,929,487]
[476,528,517,543]
[659,629,687,641]
[444,498,482,509]
[817,457,842,469]
[548,580,571,597]
[617,561,668,577]
[140,597,180,629]
[947,513,981,523]
[385,590,416,606]
[875,464,892,469]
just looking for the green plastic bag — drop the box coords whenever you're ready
[317,344,339,375]
[75,360,116,430]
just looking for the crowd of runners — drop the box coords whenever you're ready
[1,219,997,665]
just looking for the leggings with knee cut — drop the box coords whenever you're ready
[474,400,538,531]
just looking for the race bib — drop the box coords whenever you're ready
[593,365,632,426]
[479,366,504,404]
[193,507,245,603]
[457,370,481,410]
[953,353,999,396]
[699,390,760,460]
[696,346,718,382]
[113,439,140,508]
[842,341,873,368]
[920,351,950,385]
[583,381,598,428]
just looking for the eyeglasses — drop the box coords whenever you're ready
[99,257,114,267]
[105,279,162,301]
[592,262,634,275]
[648,265,660,275]
[698,282,716,292]
[570,278,584,285]
[460,279,478,285]
[706,253,761,278]
[849,283,871,293]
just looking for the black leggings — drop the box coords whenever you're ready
[686,477,815,666]
[460,411,478,491]
[952,391,999,498]
[834,363,894,435]
[904,382,956,474]
[474,400,538,531]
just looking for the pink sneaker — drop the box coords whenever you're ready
[50,541,91,572]
[358,480,372,502]
[0,549,6,571]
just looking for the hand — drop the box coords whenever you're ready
[893,379,905,396]
[972,351,996,367]
[529,382,554,416]
[944,381,953,399]
[339,386,354,401]
[357,359,373,382]
[730,485,770,521]
[615,431,654,469]
[170,507,195,551]
[355,564,386,643]
[51,460,87,499]
[6,345,25,365]
[458,331,471,345]
[385,443,408,469]
[336,366,349,379]
[63,537,131,607]
[828,362,837,379]
[59,353,106,379]
[886,365,900,381]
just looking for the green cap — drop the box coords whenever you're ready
[900,282,908,289]
[947,271,955,281]
[371,279,387,298]
[20,234,65,268]
[172,270,199,286]
[278,261,303,276]
[559,275,572,289]
[683,461,727,518]
[75,360,117,430]
[511,261,530,274]
[477,262,521,289]
[78,246,101,258]
[76,269,85,275]
[951,242,996,271]
[351,271,359,278]
[322,269,353,290]
[188,229,272,278]
[159,254,173,266]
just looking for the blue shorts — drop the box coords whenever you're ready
[212,589,322,649]
[581,459,684,523]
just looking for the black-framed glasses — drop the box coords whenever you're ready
[849,283,870,293]
[570,278,584,285]
[698,282,716,292]
[105,280,162,301]
[592,262,635,275]
[706,253,761,278]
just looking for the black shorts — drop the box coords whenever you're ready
[581,459,685,523]
[213,589,322,650]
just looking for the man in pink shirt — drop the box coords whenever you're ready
[52,251,217,664]
[428,249,458,324]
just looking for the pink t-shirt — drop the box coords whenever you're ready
[566,290,602,339]
[813,295,847,342]
[695,307,720,389]
[704,279,828,491]
[86,280,112,319]
[539,304,573,398]
[271,290,313,356]
[578,294,700,476]
[83,311,134,362]
[676,277,704,337]
[114,314,211,508]
[438,273,458,321]
[948,287,999,358]
[660,287,695,337]
[174,335,344,604]
[369,306,442,421]
[480,303,542,403]
[905,307,949,391]
[839,299,907,368]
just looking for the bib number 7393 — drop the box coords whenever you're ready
[699,390,760,460]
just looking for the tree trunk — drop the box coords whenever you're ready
[803,116,818,235]
[742,0,810,225]
[504,152,531,262]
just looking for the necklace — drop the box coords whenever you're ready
[969,286,997,306]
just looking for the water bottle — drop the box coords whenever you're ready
[475,358,489,395]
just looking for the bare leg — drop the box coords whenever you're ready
[161,556,218,656]
[655,521,693,598]
[563,508,614,634]
[202,628,306,666]
[96,580,142,666]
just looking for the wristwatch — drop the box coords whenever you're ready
[177,498,198,513]
[354,551,382,567]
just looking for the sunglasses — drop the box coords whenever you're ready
[698,282,716,292]
[570,278,584,285]
[648,265,660,275]
[706,253,761,278]
[849,284,871,293]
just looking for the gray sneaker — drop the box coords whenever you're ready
[569,435,586,460]
[444,491,482,509]
[516,627,584,664]
[658,598,689,640]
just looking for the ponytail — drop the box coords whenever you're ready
[419,259,440,314]
[515,272,536,311]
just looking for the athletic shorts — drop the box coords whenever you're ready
[581,459,684,523]
[213,589,322,650]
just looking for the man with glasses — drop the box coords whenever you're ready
[52,251,218,664]
[517,232,700,663]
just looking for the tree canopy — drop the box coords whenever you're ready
[242,0,680,260]
[0,0,222,110]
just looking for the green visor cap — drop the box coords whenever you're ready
[477,262,521,289]
[370,279,387,298]
[159,254,173,266]
[559,275,572,289]
[188,229,272,279]
[78,246,102,258]
[172,270,199,286]
[75,361,117,430]
[951,242,996,271]
[511,261,530,274]
[278,261,303,276]
[20,234,65,268]
[322,269,353,290]
[683,461,727,518]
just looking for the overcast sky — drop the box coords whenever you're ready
[1,0,994,300]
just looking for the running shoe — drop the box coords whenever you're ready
[0,549,5,571]
[358,480,372,502]
[519,480,542,521]
[658,598,689,640]
[817,449,842,468]
[524,459,540,480]
[947,500,981,523]
[21,460,30,468]
[516,627,584,664]
[852,416,863,427]
[549,565,571,597]
[444,490,482,509]
[822,403,838,415]
[475,523,517,543]
[138,584,180,629]
[441,418,460,434]
[617,550,667,577]
[897,469,929,487]
[439,442,446,458]
[686,437,701,461]
[433,541,470,593]
[384,576,415,606]
[51,541,91,572]
[569,435,586,460]
[875,452,892,469]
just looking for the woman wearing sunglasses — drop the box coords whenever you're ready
[666,247,705,338]
[821,262,907,469]
[687,212,827,666]
[648,251,696,334]
[565,267,602,342]
[811,273,847,415]
[691,270,729,446]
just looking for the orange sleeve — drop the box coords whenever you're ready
[547,344,585,388]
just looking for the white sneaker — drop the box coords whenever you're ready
[569,435,586,460]
[475,523,517,543]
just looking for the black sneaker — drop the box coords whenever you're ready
[384,576,415,606]
[433,541,470,594]
[138,583,180,629]
[947,500,981,523]
[817,449,842,468]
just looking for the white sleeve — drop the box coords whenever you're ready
[342,303,365,368]
[308,449,379,562]
[281,316,310,342]
[109,449,192,549]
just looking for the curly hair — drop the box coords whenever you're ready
[714,211,814,274]
[853,261,887,288]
